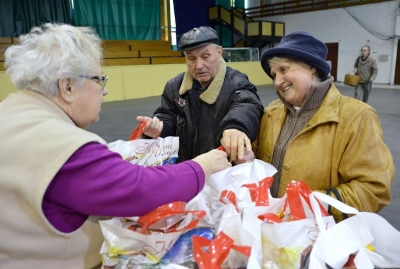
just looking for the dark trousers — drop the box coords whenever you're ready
[354,82,372,103]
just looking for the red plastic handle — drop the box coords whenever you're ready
[193,232,251,269]
[129,121,147,140]
[242,176,273,206]
[136,201,206,234]
[286,181,329,221]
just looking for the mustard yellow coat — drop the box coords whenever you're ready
[254,84,395,221]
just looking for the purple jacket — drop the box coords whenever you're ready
[42,142,205,232]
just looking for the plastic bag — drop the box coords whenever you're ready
[192,231,251,269]
[109,122,179,166]
[260,181,336,269]
[99,202,206,267]
[161,227,214,268]
[309,208,400,268]
[203,159,277,227]
[198,160,277,269]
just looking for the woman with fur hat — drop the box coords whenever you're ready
[254,31,394,221]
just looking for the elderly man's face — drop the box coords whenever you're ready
[361,46,370,58]
[184,43,222,88]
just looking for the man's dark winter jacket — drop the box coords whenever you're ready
[153,59,264,162]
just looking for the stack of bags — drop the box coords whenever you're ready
[103,136,400,268]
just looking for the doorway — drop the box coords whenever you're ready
[326,43,338,81]
[394,41,400,84]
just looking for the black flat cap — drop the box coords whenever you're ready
[178,26,219,51]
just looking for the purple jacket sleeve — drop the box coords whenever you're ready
[42,142,205,232]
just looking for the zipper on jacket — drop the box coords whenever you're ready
[193,126,198,158]
[193,96,201,158]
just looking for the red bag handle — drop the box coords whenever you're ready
[129,121,147,140]
[136,201,206,234]
[242,176,273,206]
[193,232,251,269]
[286,181,329,221]
[219,190,239,212]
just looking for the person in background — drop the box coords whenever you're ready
[252,31,394,222]
[0,23,232,268]
[353,45,378,103]
[136,26,264,163]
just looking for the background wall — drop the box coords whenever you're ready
[0,61,272,102]
[2,1,398,101]
[173,0,215,42]
[260,1,399,84]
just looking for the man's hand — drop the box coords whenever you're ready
[234,148,255,165]
[136,116,163,139]
[220,129,251,162]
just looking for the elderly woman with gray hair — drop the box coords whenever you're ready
[0,23,231,268]
[251,31,394,222]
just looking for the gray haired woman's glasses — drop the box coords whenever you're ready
[82,75,108,90]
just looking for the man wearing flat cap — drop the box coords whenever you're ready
[137,26,264,163]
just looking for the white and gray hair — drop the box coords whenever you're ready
[268,56,321,80]
[5,23,103,96]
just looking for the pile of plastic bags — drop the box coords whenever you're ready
[103,133,400,269]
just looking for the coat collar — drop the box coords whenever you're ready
[178,58,227,104]
[306,83,341,127]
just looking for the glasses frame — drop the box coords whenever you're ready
[82,75,108,90]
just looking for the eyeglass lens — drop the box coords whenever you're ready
[100,76,108,90]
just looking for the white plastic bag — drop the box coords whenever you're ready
[260,182,343,269]
[108,137,179,166]
[309,210,400,269]
[99,202,206,267]
[204,159,278,215]
[191,159,278,269]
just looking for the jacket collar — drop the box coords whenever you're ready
[179,58,227,104]
[306,83,341,127]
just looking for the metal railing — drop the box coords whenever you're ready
[222,47,260,62]
[245,0,393,18]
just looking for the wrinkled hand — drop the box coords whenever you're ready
[136,116,163,139]
[234,148,255,165]
[220,129,251,162]
[193,149,231,178]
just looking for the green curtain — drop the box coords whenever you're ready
[216,25,233,47]
[0,0,72,37]
[72,0,160,40]
[234,0,245,9]
[0,0,14,36]
[215,0,231,10]
[214,0,245,9]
